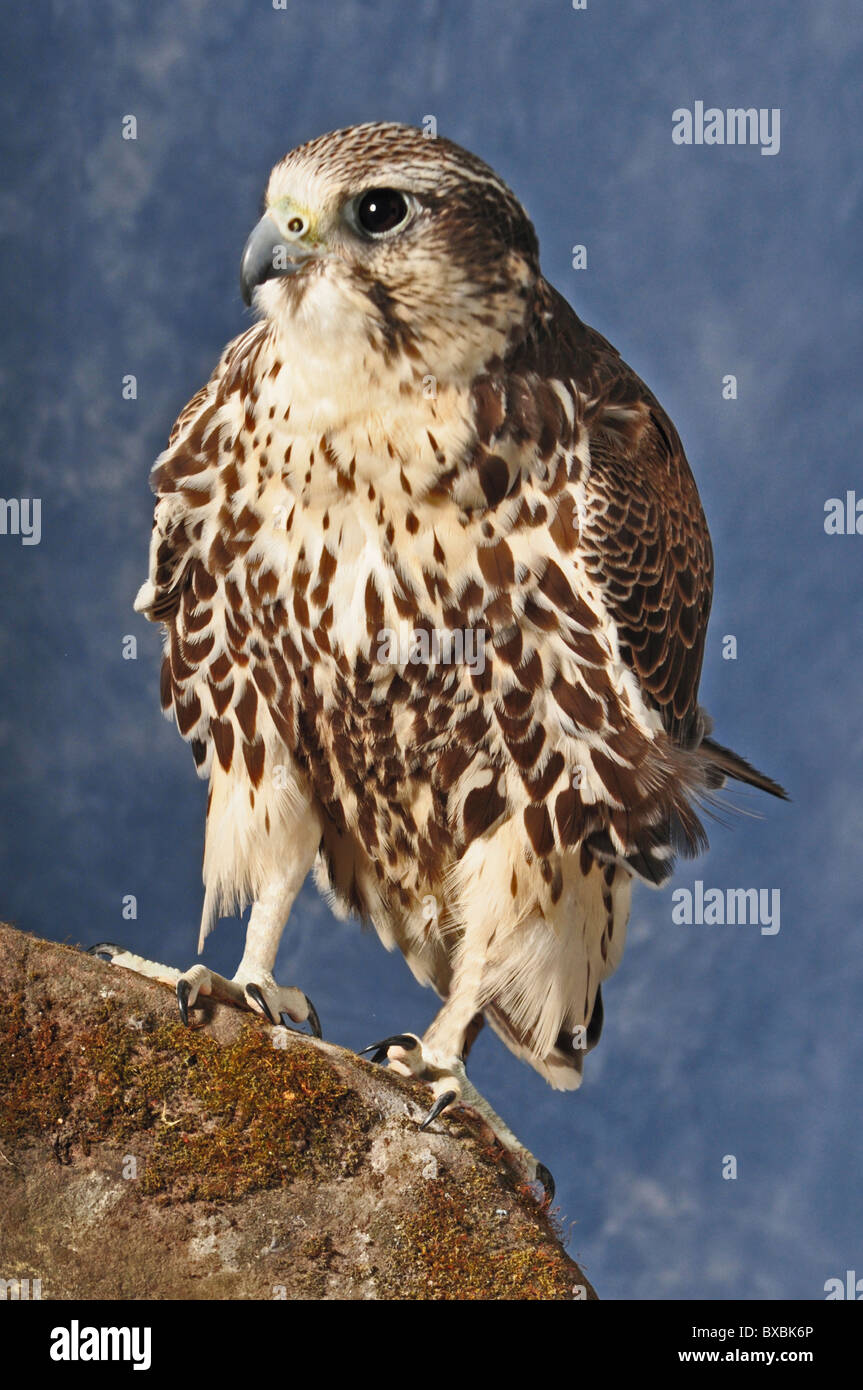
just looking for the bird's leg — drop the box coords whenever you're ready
[212,871,320,1032]
[461,1011,485,1060]
[89,816,323,1033]
[363,949,553,1198]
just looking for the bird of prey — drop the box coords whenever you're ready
[100,122,785,1186]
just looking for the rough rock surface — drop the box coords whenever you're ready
[0,923,596,1300]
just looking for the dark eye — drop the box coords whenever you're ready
[355,188,411,236]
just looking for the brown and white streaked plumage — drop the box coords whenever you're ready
[122,122,785,1183]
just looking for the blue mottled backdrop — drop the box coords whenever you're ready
[1,0,861,1300]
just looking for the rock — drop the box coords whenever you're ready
[0,923,596,1300]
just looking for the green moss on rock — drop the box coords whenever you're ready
[140,1023,374,1200]
[0,987,375,1202]
[0,931,596,1301]
[372,1176,577,1300]
[0,993,75,1138]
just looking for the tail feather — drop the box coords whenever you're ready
[699,736,789,801]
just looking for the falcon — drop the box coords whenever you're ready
[98,123,785,1188]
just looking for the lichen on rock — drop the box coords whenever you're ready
[0,923,596,1300]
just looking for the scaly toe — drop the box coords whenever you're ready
[241,978,322,1037]
[174,963,219,1025]
[278,993,322,1039]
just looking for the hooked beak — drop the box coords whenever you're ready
[240,213,322,306]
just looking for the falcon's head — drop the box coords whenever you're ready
[240,122,540,384]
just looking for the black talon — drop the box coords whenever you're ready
[359,1034,418,1064]
[86,942,125,961]
[176,978,192,1027]
[535,1162,556,1203]
[278,995,323,1040]
[246,983,277,1024]
[419,1090,457,1130]
[305,996,322,1039]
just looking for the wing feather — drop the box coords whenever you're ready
[510,279,713,747]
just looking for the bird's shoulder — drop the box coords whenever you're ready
[136,324,271,624]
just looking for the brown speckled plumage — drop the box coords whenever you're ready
[136,123,784,1090]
